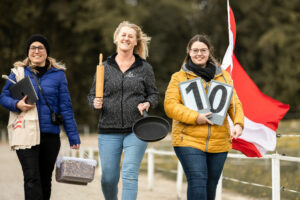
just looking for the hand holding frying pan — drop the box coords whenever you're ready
[137,102,150,115]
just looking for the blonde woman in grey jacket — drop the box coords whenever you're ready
[88,21,158,200]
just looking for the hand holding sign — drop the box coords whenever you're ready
[196,112,213,125]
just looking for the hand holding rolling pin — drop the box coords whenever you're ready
[94,98,103,109]
[94,53,104,110]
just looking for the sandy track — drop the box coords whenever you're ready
[0,135,259,200]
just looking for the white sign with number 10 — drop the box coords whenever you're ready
[179,78,233,126]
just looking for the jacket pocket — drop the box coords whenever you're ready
[180,125,187,141]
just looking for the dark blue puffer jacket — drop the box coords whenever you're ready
[0,66,80,146]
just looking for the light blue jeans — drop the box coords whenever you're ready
[98,133,147,200]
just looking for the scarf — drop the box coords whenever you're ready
[186,58,216,82]
[33,60,50,78]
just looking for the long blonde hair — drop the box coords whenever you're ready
[113,21,151,59]
[13,57,66,72]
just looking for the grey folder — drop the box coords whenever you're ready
[9,76,39,104]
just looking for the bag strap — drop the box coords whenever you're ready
[31,74,55,113]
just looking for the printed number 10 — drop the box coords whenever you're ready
[185,81,228,113]
[185,82,204,110]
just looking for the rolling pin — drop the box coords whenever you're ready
[96,53,104,98]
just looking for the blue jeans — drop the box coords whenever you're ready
[174,147,227,200]
[98,133,147,200]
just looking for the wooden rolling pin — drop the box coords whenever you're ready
[96,53,104,98]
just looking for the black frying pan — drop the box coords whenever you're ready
[133,111,170,142]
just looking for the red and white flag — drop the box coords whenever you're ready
[222,0,290,157]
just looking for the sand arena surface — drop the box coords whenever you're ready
[0,135,259,200]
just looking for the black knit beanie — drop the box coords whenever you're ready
[26,34,50,55]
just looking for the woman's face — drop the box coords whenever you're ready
[28,41,47,66]
[116,26,137,53]
[188,41,210,67]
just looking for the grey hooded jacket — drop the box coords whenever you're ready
[88,53,159,133]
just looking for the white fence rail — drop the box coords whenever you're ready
[1,129,299,199]
[145,148,300,200]
[63,146,300,200]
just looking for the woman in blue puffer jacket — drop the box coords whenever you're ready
[0,34,80,200]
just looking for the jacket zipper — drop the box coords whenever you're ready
[121,74,124,127]
[120,68,135,128]
[36,75,50,118]
[203,80,211,152]
[117,63,135,128]
[30,71,43,115]
[205,125,211,152]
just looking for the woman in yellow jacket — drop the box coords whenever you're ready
[164,34,244,200]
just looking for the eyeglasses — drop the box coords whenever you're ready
[190,48,209,54]
[29,46,45,52]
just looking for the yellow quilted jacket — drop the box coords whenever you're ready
[164,65,244,153]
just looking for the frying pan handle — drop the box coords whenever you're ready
[143,110,149,117]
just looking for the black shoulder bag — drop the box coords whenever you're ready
[32,74,64,125]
